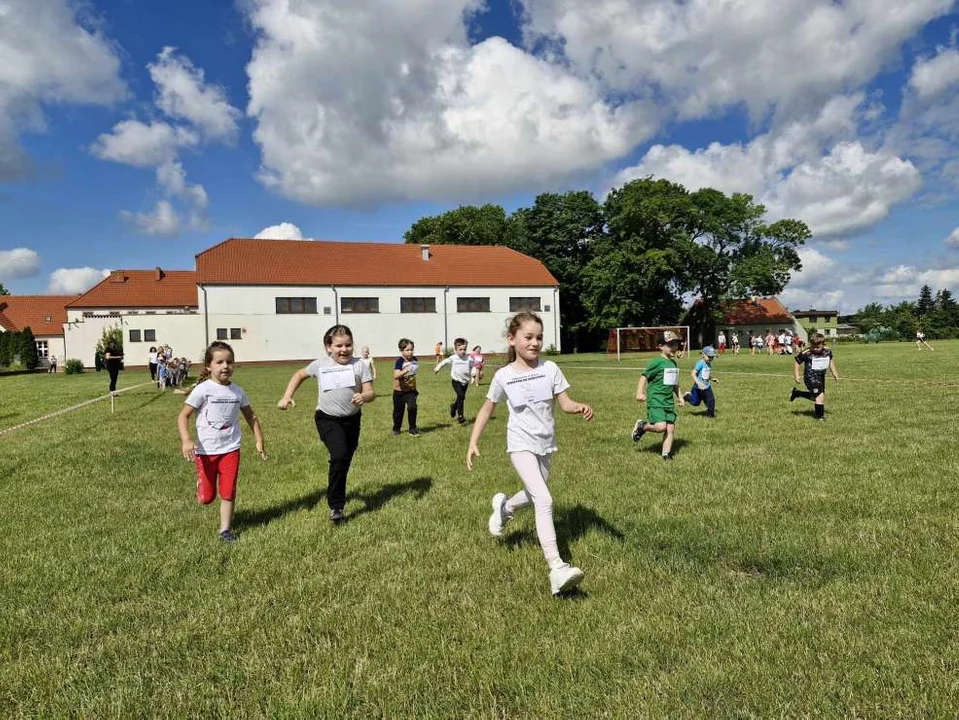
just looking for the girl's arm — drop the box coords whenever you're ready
[556,391,593,421]
[636,375,648,402]
[829,357,839,381]
[177,405,196,460]
[371,363,377,381]
[467,399,496,470]
[240,405,267,459]
[278,368,310,409]
[352,380,375,406]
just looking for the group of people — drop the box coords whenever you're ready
[717,329,806,356]
[175,313,841,598]
[149,345,190,389]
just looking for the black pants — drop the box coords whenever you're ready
[451,380,468,419]
[392,390,418,431]
[149,362,157,381]
[314,410,362,511]
[106,361,121,392]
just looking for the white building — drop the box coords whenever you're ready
[62,240,560,366]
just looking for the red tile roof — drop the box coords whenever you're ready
[196,239,559,287]
[720,297,794,325]
[66,269,197,309]
[0,296,73,336]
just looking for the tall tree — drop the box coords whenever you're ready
[916,284,935,317]
[581,178,694,332]
[0,284,10,296]
[403,204,509,246]
[20,326,39,370]
[506,191,603,350]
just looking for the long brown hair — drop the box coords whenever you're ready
[196,341,233,383]
[505,311,543,363]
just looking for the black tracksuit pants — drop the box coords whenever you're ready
[314,410,362,511]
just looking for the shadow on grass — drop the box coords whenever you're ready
[504,503,625,562]
[411,423,451,434]
[234,489,327,530]
[346,476,433,522]
[638,438,690,456]
[790,409,817,418]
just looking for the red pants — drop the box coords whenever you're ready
[195,450,240,504]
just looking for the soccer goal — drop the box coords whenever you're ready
[607,326,691,361]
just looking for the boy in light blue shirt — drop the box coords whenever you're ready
[684,345,717,417]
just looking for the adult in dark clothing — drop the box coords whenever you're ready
[104,340,124,395]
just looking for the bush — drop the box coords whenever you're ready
[64,359,84,375]
[544,344,560,356]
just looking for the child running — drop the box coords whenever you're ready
[434,337,474,425]
[278,325,375,522]
[467,312,593,596]
[392,338,419,436]
[790,331,839,421]
[470,345,485,385]
[632,331,685,459]
[683,345,718,417]
[177,341,266,543]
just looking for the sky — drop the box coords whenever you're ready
[0,0,958,314]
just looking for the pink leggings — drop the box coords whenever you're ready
[506,452,562,569]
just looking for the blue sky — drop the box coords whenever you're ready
[1,0,958,312]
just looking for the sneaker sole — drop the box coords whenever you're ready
[552,568,585,595]
[488,493,506,537]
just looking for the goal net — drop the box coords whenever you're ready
[607,326,691,361]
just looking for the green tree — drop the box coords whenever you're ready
[916,284,935,318]
[0,284,10,296]
[0,331,14,367]
[581,178,693,332]
[506,191,603,350]
[94,325,123,371]
[852,302,885,332]
[20,326,39,370]
[403,204,509,246]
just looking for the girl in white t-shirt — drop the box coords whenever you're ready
[467,312,594,596]
[177,342,266,543]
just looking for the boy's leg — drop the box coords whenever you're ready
[663,423,675,456]
[453,380,468,419]
[392,391,404,431]
[407,392,418,431]
[687,385,701,406]
[704,387,716,417]
[814,391,825,419]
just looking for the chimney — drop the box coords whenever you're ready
[109,271,125,283]
[155,266,165,281]
[420,244,430,261]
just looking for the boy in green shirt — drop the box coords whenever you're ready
[632,330,685,460]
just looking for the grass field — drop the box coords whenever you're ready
[3,342,959,717]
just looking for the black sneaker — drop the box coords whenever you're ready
[662,454,673,461]
[631,419,647,442]
[408,428,420,437]
[789,388,798,402]
[458,416,467,425]
[450,402,456,418]
[682,392,691,403]
[330,508,345,523]
[392,429,401,436]
[219,528,237,543]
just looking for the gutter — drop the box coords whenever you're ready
[200,284,209,347]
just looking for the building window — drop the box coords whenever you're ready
[457,297,490,313]
[509,297,542,312]
[323,306,332,315]
[35,340,48,358]
[276,297,318,314]
[144,329,156,342]
[400,297,436,313]
[807,316,817,325]
[230,328,242,340]
[217,328,228,340]
[341,297,379,314]
[129,329,142,343]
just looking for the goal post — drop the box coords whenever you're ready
[607,326,691,361]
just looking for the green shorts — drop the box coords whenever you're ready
[648,406,677,425]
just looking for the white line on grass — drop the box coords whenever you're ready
[0,381,157,437]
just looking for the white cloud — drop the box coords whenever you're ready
[0,0,125,180]
[119,200,181,236]
[244,0,658,205]
[254,222,304,240]
[90,120,199,168]
[944,227,959,248]
[613,97,921,237]
[520,0,953,120]
[0,247,41,281]
[157,161,207,209]
[46,267,110,294]
[909,48,959,100]
[148,47,240,142]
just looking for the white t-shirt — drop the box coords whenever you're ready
[306,355,373,416]
[358,357,375,377]
[149,351,158,364]
[436,353,474,384]
[185,380,249,455]
[487,360,570,455]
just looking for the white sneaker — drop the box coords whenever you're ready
[549,563,585,595]
[487,492,509,537]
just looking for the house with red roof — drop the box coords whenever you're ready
[715,297,804,347]
[0,295,73,369]
[60,240,561,366]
